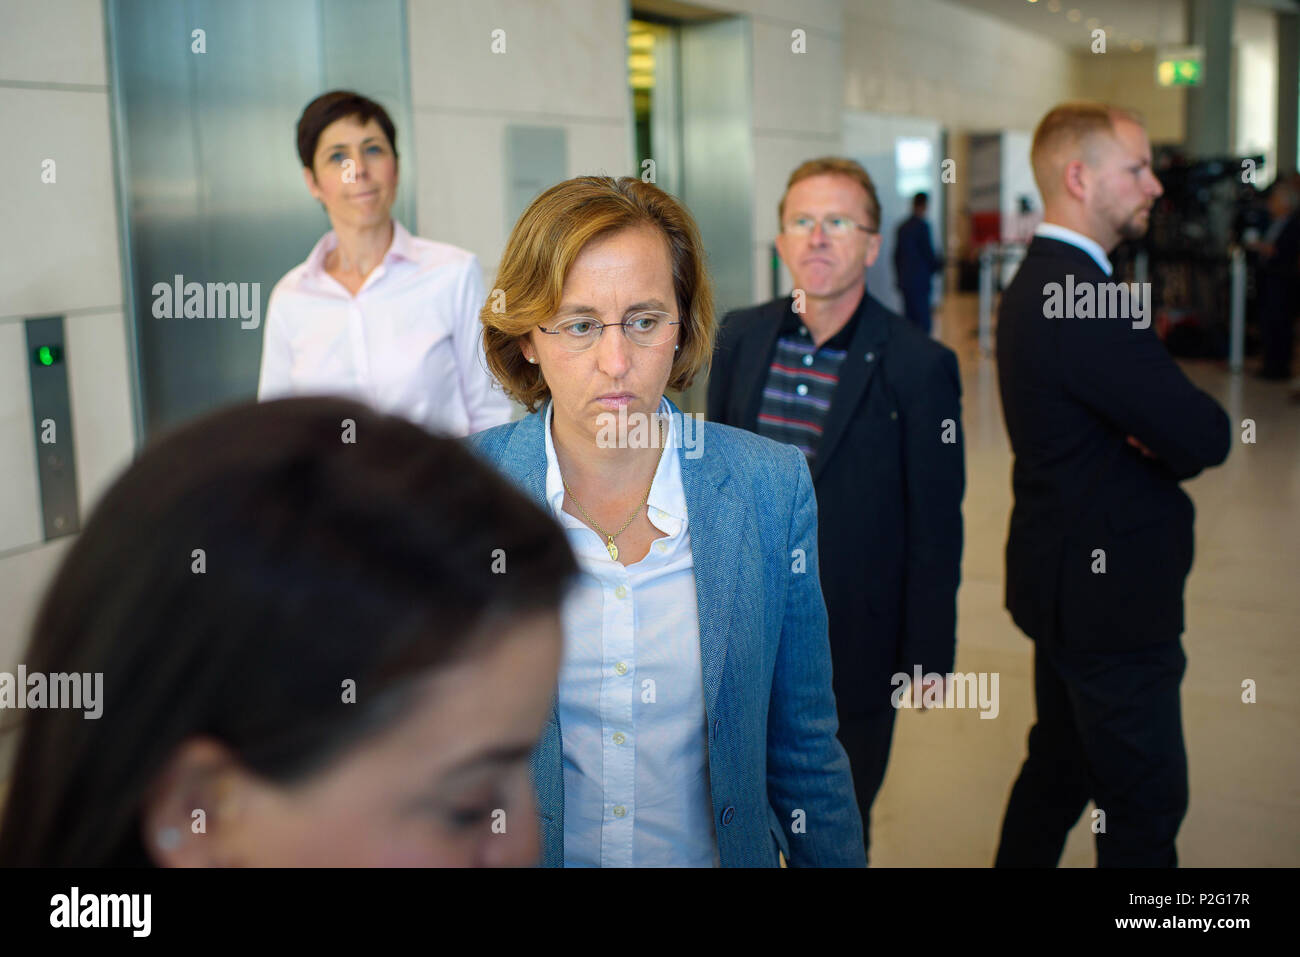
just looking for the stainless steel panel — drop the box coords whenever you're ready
[0,324,44,555]
[107,0,414,436]
[679,16,753,412]
[24,316,80,541]
[679,16,753,318]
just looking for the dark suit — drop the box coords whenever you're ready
[708,290,965,860]
[1258,212,1300,378]
[994,236,1231,867]
[894,214,941,333]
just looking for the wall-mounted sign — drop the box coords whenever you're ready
[1157,46,1204,87]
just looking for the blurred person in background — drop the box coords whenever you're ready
[473,175,865,867]
[0,397,575,866]
[258,90,513,434]
[709,158,964,864]
[995,102,1230,868]
[893,190,943,334]
[1251,177,1300,382]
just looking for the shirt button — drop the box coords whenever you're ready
[615,661,628,676]
[615,584,628,599]
[613,732,626,745]
[865,351,876,362]
[654,541,667,553]
[613,805,627,818]
[796,383,809,397]
[802,354,813,367]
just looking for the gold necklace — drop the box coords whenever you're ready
[562,419,666,562]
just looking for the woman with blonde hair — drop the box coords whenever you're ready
[470,175,865,867]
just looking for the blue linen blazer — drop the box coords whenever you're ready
[467,400,866,867]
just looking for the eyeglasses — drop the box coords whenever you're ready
[783,215,877,238]
[536,311,681,352]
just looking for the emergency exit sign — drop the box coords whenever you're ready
[1157,47,1203,87]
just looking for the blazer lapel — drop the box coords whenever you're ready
[497,407,548,502]
[738,299,790,433]
[675,405,747,714]
[812,295,891,482]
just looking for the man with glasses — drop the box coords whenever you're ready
[708,157,965,862]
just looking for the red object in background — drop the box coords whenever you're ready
[971,211,1001,246]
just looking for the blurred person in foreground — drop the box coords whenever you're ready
[258,90,513,434]
[0,397,574,866]
[472,174,865,867]
[994,102,1231,867]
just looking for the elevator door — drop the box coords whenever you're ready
[107,0,415,437]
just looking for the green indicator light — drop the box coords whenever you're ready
[33,344,62,367]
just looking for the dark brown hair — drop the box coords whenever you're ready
[296,90,398,171]
[0,397,575,866]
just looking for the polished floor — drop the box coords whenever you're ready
[867,293,1300,867]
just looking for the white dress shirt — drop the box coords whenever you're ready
[257,220,514,436]
[544,398,719,867]
[1034,221,1114,276]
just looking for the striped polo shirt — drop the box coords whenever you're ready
[756,298,861,463]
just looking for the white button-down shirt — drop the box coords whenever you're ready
[544,399,718,867]
[257,220,514,436]
[1034,222,1114,276]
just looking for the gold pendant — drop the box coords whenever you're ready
[606,539,619,561]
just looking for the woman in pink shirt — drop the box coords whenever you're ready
[258,91,513,436]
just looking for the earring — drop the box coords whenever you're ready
[526,356,537,364]
[675,344,679,351]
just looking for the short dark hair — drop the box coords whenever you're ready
[296,90,398,171]
[0,397,575,866]
[912,191,929,209]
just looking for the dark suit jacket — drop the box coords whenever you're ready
[1261,211,1300,280]
[894,215,940,293]
[1259,212,1300,319]
[996,236,1231,650]
[708,291,965,716]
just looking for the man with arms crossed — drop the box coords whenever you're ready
[994,103,1231,867]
